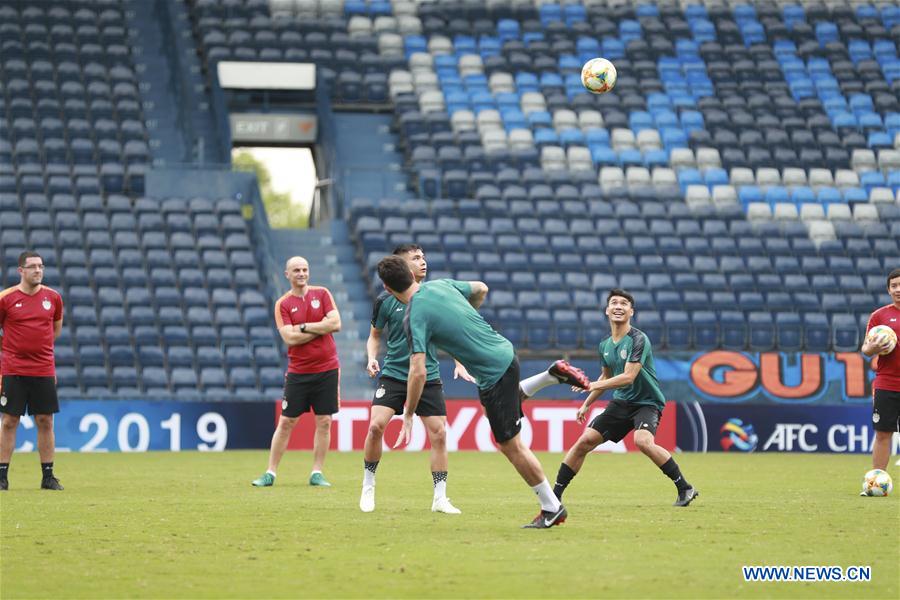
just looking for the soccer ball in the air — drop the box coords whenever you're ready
[581,58,617,94]
[866,325,897,356]
[861,469,893,496]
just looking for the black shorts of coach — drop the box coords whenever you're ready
[872,389,900,432]
[589,400,661,443]
[0,375,59,416]
[282,369,340,418]
[373,375,446,417]
[477,356,523,444]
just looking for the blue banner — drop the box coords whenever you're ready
[676,402,898,454]
[14,401,274,452]
[440,352,876,405]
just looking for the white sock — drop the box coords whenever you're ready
[531,479,561,512]
[311,470,322,475]
[432,471,448,499]
[434,479,447,499]
[519,370,560,397]
[363,469,376,487]
[266,470,276,477]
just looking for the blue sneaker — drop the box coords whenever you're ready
[309,472,331,487]
[251,472,275,487]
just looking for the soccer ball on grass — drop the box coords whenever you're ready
[861,469,893,496]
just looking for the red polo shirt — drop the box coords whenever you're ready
[866,304,900,392]
[0,285,64,377]
[275,286,339,374]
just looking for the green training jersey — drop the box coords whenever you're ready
[598,327,666,410]
[405,279,514,390]
[371,291,440,382]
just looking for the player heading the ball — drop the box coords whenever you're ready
[377,255,590,528]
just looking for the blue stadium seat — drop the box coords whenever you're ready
[748,312,775,351]
[803,314,831,351]
[525,309,552,350]
[692,311,719,348]
[719,310,748,350]
[831,314,860,352]
[665,311,691,350]
[776,313,803,351]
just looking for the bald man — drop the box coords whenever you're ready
[252,257,342,488]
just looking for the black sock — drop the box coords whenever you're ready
[364,460,379,474]
[41,462,54,478]
[431,471,447,486]
[660,458,690,491]
[0,463,8,481]
[553,463,577,500]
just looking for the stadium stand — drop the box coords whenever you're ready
[3,0,900,407]
[325,0,900,351]
[0,0,283,399]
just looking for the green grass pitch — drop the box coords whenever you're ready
[1,451,897,599]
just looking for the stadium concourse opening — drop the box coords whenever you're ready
[232,146,317,229]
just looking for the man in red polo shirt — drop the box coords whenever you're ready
[861,268,900,471]
[252,256,341,487]
[0,251,65,491]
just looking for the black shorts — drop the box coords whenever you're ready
[0,375,59,416]
[282,369,340,418]
[872,389,900,432]
[477,357,522,444]
[373,376,446,417]
[589,401,661,443]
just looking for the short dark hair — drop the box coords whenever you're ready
[392,243,423,256]
[378,255,414,293]
[888,268,900,286]
[607,288,635,308]
[18,251,42,267]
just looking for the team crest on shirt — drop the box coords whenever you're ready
[375,386,386,399]
[620,348,627,360]
[42,299,51,310]
[311,299,321,309]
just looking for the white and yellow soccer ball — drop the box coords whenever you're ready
[861,469,893,496]
[581,58,617,94]
[866,324,897,356]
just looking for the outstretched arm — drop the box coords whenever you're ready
[588,362,642,393]
[453,358,476,383]
[466,281,489,309]
[576,367,612,423]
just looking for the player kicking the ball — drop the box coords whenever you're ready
[553,289,698,507]
[377,256,590,528]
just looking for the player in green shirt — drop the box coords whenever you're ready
[362,244,474,514]
[377,255,591,528]
[552,289,698,507]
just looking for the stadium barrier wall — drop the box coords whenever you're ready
[15,400,894,455]
[13,401,274,452]
[450,352,877,405]
[677,402,899,454]
[281,400,677,453]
